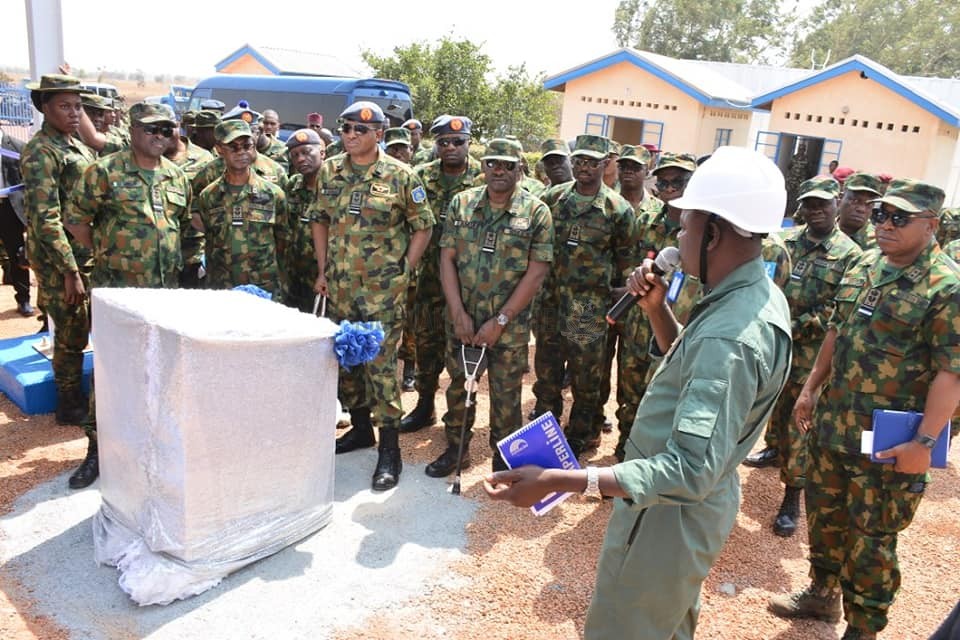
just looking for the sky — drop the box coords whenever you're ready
[1,0,624,80]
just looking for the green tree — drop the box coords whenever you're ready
[791,0,960,78]
[362,37,558,148]
[612,0,792,64]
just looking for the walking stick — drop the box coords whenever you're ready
[451,344,487,495]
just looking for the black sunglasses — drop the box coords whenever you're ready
[140,123,175,138]
[223,141,255,153]
[571,156,602,169]
[437,138,468,148]
[655,177,689,192]
[484,159,517,172]
[340,122,377,135]
[870,207,937,228]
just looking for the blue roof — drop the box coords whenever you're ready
[543,48,753,108]
[750,55,960,127]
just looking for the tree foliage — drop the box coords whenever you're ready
[362,37,558,148]
[612,0,791,64]
[790,0,960,78]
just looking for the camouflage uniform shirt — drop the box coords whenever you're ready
[844,222,878,252]
[937,207,960,248]
[283,172,319,310]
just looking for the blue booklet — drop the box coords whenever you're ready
[496,412,581,516]
[870,409,950,469]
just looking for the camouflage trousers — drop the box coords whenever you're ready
[412,265,446,395]
[286,279,319,314]
[398,280,417,362]
[37,275,89,396]
[533,296,610,449]
[441,339,526,451]
[330,301,403,430]
[764,375,809,488]
[613,312,655,452]
[805,438,925,633]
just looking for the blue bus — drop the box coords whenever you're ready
[188,75,414,139]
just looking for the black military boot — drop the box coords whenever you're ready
[401,360,416,392]
[68,436,99,489]
[743,445,780,468]
[56,388,88,425]
[399,395,435,433]
[335,408,376,454]
[773,485,802,537]
[372,429,402,491]
[425,445,472,478]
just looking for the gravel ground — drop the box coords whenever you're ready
[1,283,958,639]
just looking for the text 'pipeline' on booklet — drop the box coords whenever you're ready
[496,412,581,516]
[861,409,951,469]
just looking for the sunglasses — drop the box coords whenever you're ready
[484,159,517,172]
[437,137,468,148]
[223,141,255,153]
[655,177,689,192]
[617,161,645,173]
[340,122,377,135]
[870,207,937,228]
[571,157,602,169]
[140,124,175,138]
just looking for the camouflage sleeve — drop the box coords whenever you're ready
[310,163,334,226]
[438,191,465,250]
[101,131,127,155]
[827,260,868,331]
[22,144,79,273]
[273,187,290,270]
[925,276,960,374]
[176,171,193,233]
[528,198,554,263]
[613,201,639,283]
[66,161,104,228]
[402,171,435,231]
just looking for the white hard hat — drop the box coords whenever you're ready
[672,146,785,234]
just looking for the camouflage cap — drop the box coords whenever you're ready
[402,118,423,131]
[570,134,610,159]
[129,102,176,125]
[843,172,883,195]
[798,175,840,200]
[652,152,697,174]
[285,128,323,149]
[430,115,472,137]
[27,74,89,110]
[193,110,221,129]
[181,110,198,126]
[81,93,113,110]
[874,178,945,214]
[608,140,622,156]
[482,138,523,162]
[339,101,385,124]
[384,127,412,147]
[618,145,652,166]
[539,138,570,158]
[215,119,253,144]
[222,101,261,124]
[200,98,226,112]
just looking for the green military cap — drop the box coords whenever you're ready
[215,119,253,144]
[617,145,651,166]
[222,100,261,124]
[874,178,945,214]
[608,140,622,156]
[181,110,198,126]
[27,74,89,110]
[652,152,697,174]
[539,138,569,158]
[571,134,610,159]
[129,102,176,124]
[286,128,323,149]
[482,138,523,162]
[844,172,883,195]
[798,176,841,200]
[194,110,221,129]
[384,127,411,148]
[81,93,113,110]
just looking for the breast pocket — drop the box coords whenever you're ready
[866,294,929,364]
[499,228,531,272]
[165,188,187,208]
[361,195,397,232]
[248,204,276,225]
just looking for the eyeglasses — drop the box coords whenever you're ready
[437,137,468,148]
[140,124,175,138]
[571,156,602,169]
[617,161,645,173]
[223,141,255,153]
[655,177,689,192]
[484,159,517,172]
[340,122,377,135]
[870,207,937,228]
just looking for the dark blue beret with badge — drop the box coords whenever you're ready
[339,101,385,124]
[430,115,472,137]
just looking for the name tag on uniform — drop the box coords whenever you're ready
[858,287,882,316]
[481,231,497,253]
[790,259,809,281]
[566,224,581,247]
[349,191,363,216]
[232,205,244,226]
[667,270,685,303]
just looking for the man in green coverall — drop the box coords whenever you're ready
[485,146,793,640]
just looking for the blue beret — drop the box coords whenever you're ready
[339,101,385,124]
[430,115,472,137]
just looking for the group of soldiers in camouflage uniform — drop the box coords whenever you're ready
[14,71,960,640]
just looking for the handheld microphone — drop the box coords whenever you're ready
[606,246,681,324]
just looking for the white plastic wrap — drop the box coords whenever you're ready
[90,289,339,606]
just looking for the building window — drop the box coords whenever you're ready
[913,126,920,133]
[714,128,732,149]
[829,117,835,124]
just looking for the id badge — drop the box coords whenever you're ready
[231,205,244,226]
[666,270,685,304]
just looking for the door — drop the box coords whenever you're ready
[755,131,782,162]
[640,120,664,149]
[818,138,843,174]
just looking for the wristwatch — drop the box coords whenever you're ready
[913,434,938,449]
[496,312,509,327]
[583,466,602,500]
